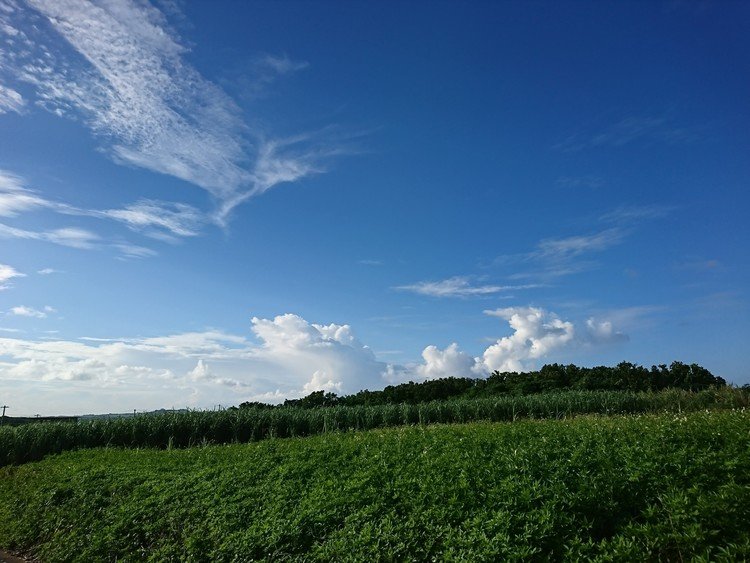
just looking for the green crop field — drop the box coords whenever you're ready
[1,409,749,561]
[2,387,747,467]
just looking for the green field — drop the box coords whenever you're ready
[2,409,749,561]
[2,388,747,467]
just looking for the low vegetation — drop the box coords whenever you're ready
[1,387,747,467]
[1,410,748,561]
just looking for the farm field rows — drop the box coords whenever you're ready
[1,409,749,561]
[2,387,747,467]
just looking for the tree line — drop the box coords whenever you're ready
[238,361,727,410]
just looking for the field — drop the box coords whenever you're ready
[1,409,749,561]
[1,387,747,467]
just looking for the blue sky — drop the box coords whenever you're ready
[1,0,748,415]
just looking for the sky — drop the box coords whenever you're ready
[0,0,748,416]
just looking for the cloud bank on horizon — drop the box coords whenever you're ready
[0,307,628,415]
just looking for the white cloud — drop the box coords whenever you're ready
[415,343,483,379]
[480,306,631,372]
[0,309,632,416]
[0,169,49,216]
[235,53,309,100]
[0,83,24,113]
[258,54,309,76]
[1,1,331,222]
[0,262,25,290]
[585,318,628,344]
[0,314,391,415]
[20,0,250,197]
[214,136,324,223]
[112,243,158,259]
[482,307,576,372]
[0,169,202,242]
[493,228,627,281]
[533,229,624,262]
[9,305,51,318]
[98,199,204,240]
[396,276,538,298]
[37,268,59,275]
[0,222,101,249]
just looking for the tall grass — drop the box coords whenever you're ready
[1,387,747,466]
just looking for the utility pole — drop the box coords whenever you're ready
[1,405,7,426]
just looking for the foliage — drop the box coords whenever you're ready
[1,410,748,561]
[259,361,726,409]
[1,387,747,467]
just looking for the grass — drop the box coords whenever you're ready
[1,409,749,561]
[1,387,747,467]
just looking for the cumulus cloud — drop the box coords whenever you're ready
[0,262,25,290]
[482,307,576,372]
[0,314,392,414]
[415,343,483,379]
[480,306,630,372]
[0,309,630,415]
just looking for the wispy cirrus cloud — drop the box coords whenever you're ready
[395,276,540,298]
[0,168,202,247]
[231,53,310,100]
[0,0,338,223]
[0,169,49,217]
[0,262,25,290]
[0,83,24,113]
[90,200,204,241]
[0,222,100,249]
[532,228,625,262]
[496,228,627,281]
[599,204,675,224]
[258,54,309,76]
[555,116,695,152]
[494,203,674,281]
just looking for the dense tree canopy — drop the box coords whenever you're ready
[238,361,726,410]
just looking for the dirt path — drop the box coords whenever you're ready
[0,550,33,563]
